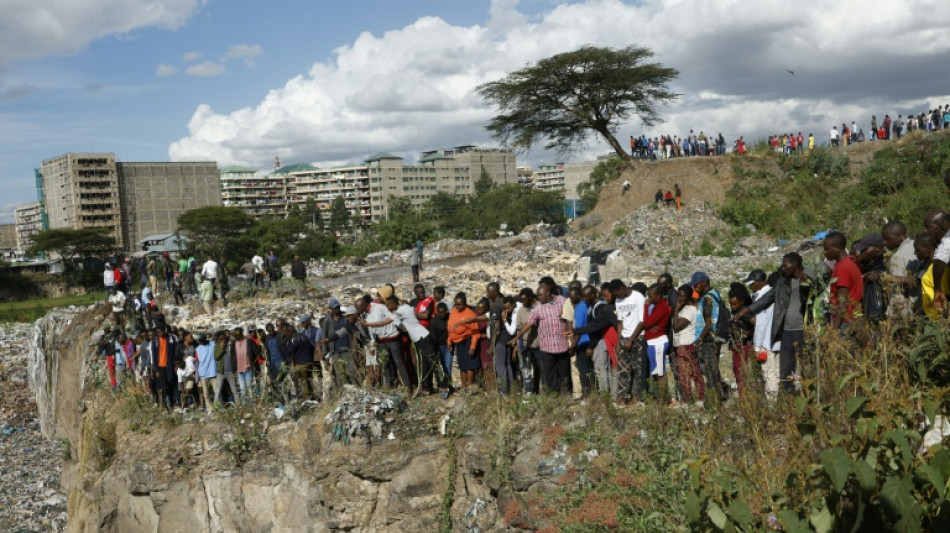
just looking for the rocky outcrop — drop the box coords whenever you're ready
[28,305,567,532]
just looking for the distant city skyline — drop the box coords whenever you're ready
[2,0,949,223]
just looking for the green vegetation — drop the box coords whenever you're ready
[28,228,116,269]
[720,134,950,238]
[177,206,256,260]
[478,45,678,162]
[460,317,950,532]
[576,156,626,208]
[0,291,105,323]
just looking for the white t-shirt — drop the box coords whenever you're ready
[673,305,697,347]
[830,128,838,140]
[109,291,126,313]
[252,255,264,273]
[201,260,219,279]
[184,355,196,378]
[933,234,950,264]
[367,302,399,340]
[752,286,780,351]
[389,304,430,343]
[614,291,645,339]
[176,367,186,384]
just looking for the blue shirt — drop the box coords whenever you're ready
[266,335,283,369]
[574,301,590,348]
[694,289,721,344]
[196,342,216,379]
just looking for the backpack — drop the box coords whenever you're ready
[706,290,732,343]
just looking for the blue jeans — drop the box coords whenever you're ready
[237,370,254,403]
[439,345,452,385]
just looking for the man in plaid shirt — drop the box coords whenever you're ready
[511,285,571,394]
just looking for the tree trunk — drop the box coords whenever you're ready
[599,129,633,163]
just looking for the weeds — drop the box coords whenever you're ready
[87,418,116,471]
[214,405,269,466]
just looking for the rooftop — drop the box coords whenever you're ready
[273,163,318,174]
[364,152,403,162]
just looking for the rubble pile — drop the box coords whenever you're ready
[0,323,67,532]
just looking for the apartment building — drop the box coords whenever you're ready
[221,166,292,219]
[532,163,565,193]
[14,202,44,251]
[41,153,123,246]
[287,164,372,224]
[39,153,220,252]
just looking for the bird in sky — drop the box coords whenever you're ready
[786,69,796,75]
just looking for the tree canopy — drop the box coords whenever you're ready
[177,206,254,260]
[477,45,678,162]
[28,228,116,267]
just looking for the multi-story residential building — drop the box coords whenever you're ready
[39,153,220,252]
[288,164,372,224]
[220,166,293,219]
[532,162,566,193]
[41,153,123,246]
[366,146,517,220]
[14,202,44,251]
[562,160,600,201]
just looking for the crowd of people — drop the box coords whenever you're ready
[631,105,950,159]
[93,163,950,412]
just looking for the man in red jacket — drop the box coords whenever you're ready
[628,284,671,402]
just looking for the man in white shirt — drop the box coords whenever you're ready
[361,286,410,389]
[881,220,919,318]
[829,126,839,147]
[611,279,645,404]
[744,270,780,399]
[201,257,219,281]
[383,296,450,399]
[251,254,265,287]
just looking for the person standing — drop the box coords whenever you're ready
[197,274,214,314]
[252,253,265,287]
[672,285,703,403]
[230,327,261,405]
[365,286,409,390]
[881,220,919,318]
[611,279,646,404]
[384,296,450,399]
[448,292,481,391]
[291,256,306,282]
[196,334,217,412]
[162,253,175,293]
[409,247,421,283]
[743,270,780,398]
[512,285,570,395]
[823,232,863,332]
[690,272,727,404]
[283,321,315,400]
[103,262,115,292]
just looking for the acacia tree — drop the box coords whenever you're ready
[177,206,253,260]
[477,45,678,162]
[28,228,116,268]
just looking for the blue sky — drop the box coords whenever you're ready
[2,0,949,223]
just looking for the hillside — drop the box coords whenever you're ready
[577,136,922,236]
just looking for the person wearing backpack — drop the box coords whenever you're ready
[689,272,728,404]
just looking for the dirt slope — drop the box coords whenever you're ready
[577,140,899,235]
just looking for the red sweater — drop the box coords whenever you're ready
[642,300,671,341]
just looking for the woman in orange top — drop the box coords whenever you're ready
[447,292,481,389]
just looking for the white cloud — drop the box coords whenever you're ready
[0,0,205,65]
[155,63,178,77]
[169,0,950,169]
[223,44,264,67]
[185,61,225,77]
[183,51,203,63]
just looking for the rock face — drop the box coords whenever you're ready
[27,305,560,532]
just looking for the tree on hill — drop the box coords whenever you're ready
[477,45,678,162]
[28,228,116,269]
[177,206,254,260]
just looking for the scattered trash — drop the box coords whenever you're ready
[439,414,450,436]
[324,385,405,446]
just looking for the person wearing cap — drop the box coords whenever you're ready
[689,271,726,404]
[320,298,356,391]
[363,286,410,390]
[734,253,813,394]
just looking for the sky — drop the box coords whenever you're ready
[2,0,949,223]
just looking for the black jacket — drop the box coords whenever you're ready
[574,300,617,349]
[746,272,814,345]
